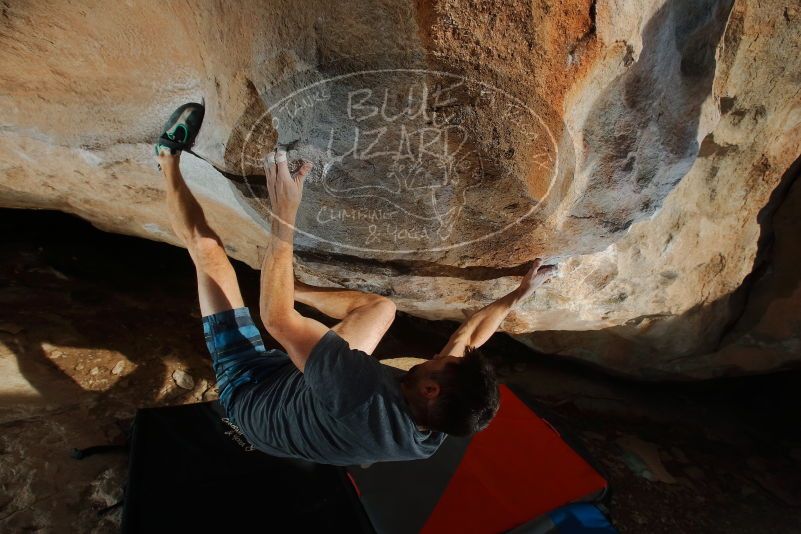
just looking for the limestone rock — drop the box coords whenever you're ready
[0,0,799,378]
[172,370,195,391]
[111,361,126,376]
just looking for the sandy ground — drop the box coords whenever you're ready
[1,208,800,533]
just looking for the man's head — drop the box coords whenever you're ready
[400,348,500,437]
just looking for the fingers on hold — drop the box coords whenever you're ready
[540,264,559,277]
[275,150,290,172]
[264,151,277,180]
[264,152,276,170]
[274,150,292,182]
[294,161,313,180]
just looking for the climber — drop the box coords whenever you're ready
[155,102,558,465]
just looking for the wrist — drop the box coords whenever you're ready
[270,214,296,243]
[274,206,298,222]
[513,285,534,302]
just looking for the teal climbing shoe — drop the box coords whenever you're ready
[154,102,205,156]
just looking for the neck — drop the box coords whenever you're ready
[400,380,429,430]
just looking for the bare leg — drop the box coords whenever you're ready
[295,279,396,355]
[159,152,244,316]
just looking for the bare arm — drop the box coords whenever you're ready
[437,259,557,357]
[259,153,328,372]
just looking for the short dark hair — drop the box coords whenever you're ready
[427,348,500,437]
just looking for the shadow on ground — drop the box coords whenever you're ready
[0,208,799,533]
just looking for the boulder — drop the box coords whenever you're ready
[0,0,799,378]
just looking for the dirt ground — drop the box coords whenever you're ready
[1,208,800,533]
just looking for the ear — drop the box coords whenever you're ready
[419,378,440,400]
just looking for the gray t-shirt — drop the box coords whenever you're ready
[230,330,446,466]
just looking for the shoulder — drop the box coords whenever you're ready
[306,330,381,375]
[303,330,382,416]
[308,329,349,359]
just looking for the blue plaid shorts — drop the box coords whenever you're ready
[202,307,291,420]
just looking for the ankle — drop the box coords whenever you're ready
[157,151,181,170]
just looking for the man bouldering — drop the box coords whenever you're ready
[155,103,558,465]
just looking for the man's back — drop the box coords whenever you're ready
[230,330,446,466]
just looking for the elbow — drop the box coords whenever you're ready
[261,318,292,342]
[260,315,277,333]
[260,308,289,334]
[370,295,397,317]
[370,296,396,330]
[374,296,396,315]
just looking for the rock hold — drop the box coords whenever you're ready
[172,370,195,391]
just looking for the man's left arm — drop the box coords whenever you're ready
[437,259,557,357]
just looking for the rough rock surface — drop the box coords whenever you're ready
[0,0,799,378]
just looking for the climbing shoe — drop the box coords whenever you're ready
[154,102,205,156]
